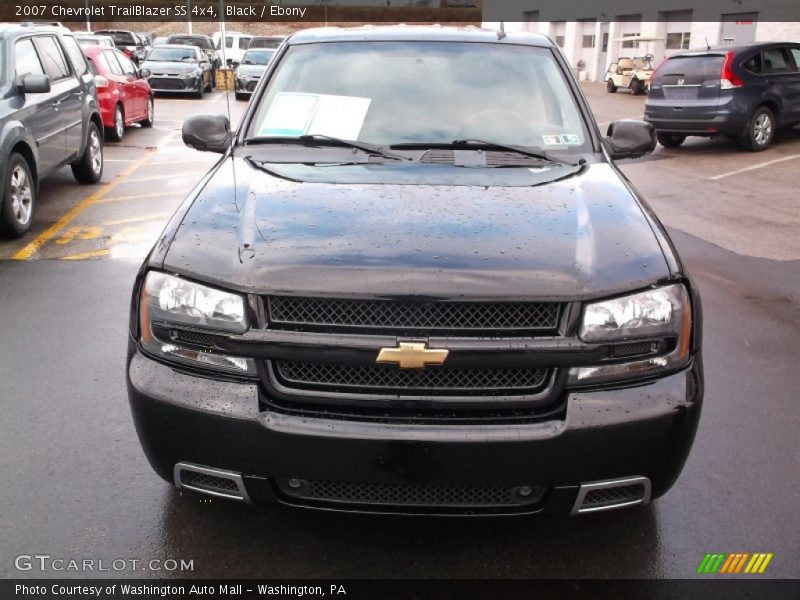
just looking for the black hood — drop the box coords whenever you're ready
[161,157,671,301]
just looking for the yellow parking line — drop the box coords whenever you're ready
[59,249,111,261]
[103,213,172,226]
[12,151,157,260]
[98,191,180,204]
[124,172,205,183]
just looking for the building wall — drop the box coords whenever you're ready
[484,12,800,83]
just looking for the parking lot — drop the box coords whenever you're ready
[1,83,798,579]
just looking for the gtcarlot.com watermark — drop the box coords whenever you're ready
[14,554,194,573]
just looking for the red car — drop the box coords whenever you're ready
[83,46,154,142]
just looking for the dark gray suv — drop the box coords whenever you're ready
[0,24,104,237]
[645,42,800,151]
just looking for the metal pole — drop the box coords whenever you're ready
[188,0,193,34]
[220,0,227,66]
[85,0,91,32]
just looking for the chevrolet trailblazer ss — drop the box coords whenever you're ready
[127,27,703,516]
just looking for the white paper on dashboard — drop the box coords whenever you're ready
[258,92,371,140]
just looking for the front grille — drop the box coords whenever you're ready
[581,484,645,509]
[266,296,561,335]
[276,478,545,509]
[150,78,187,90]
[273,360,550,396]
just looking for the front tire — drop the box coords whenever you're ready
[141,96,154,128]
[607,79,617,93]
[71,122,104,184]
[630,78,645,95]
[106,105,124,142]
[739,106,775,152]
[0,153,36,238]
[657,132,686,148]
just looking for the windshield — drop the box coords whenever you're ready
[171,37,212,50]
[146,48,197,62]
[247,42,590,153]
[242,50,274,65]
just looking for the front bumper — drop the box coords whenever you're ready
[147,76,202,93]
[127,346,703,516]
[235,77,260,94]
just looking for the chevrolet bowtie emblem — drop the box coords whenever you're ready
[376,342,449,369]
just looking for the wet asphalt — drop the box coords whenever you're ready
[0,85,798,579]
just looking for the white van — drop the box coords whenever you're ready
[211,31,253,65]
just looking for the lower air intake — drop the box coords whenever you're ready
[572,476,651,514]
[277,478,545,510]
[174,463,250,502]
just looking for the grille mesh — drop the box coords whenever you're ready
[278,479,542,508]
[180,470,239,493]
[267,296,561,334]
[582,484,645,508]
[274,361,549,395]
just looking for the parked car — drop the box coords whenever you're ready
[128,27,703,516]
[212,31,253,66]
[234,48,275,100]
[645,42,800,151]
[132,33,151,64]
[167,34,221,85]
[605,54,654,95]
[83,46,154,142]
[140,45,213,97]
[248,35,286,50]
[152,37,168,47]
[94,29,144,64]
[0,24,103,237]
[74,33,115,48]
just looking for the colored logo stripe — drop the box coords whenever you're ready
[698,553,773,574]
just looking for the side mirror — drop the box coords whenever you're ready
[603,120,656,160]
[182,114,232,154]
[138,68,151,78]
[19,73,51,94]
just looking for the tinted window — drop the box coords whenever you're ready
[88,51,111,74]
[62,36,88,76]
[97,31,136,46]
[791,48,800,70]
[762,48,795,74]
[652,55,725,85]
[104,50,124,76]
[15,38,45,79]
[239,37,252,50]
[115,50,137,76]
[743,53,762,74]
[225,37,233,49]
[249,37,284,49]
[35,36,71,80]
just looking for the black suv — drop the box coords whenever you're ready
[128,27,703,516]
[0,24,104,237]
[646,42,800,151]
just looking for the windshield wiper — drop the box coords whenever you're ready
[392,139,584,167]
[243,134,411,162]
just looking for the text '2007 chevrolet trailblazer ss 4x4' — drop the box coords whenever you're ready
[127,27,703,516]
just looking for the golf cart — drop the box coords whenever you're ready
[605,36,663,95]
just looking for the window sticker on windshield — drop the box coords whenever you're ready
[542,134,565,146]
[563,134,581,145]
[258,93,372,139]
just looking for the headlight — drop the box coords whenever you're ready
[569,284,693,385]
[579,284,687,342]
[139,272,255,374]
